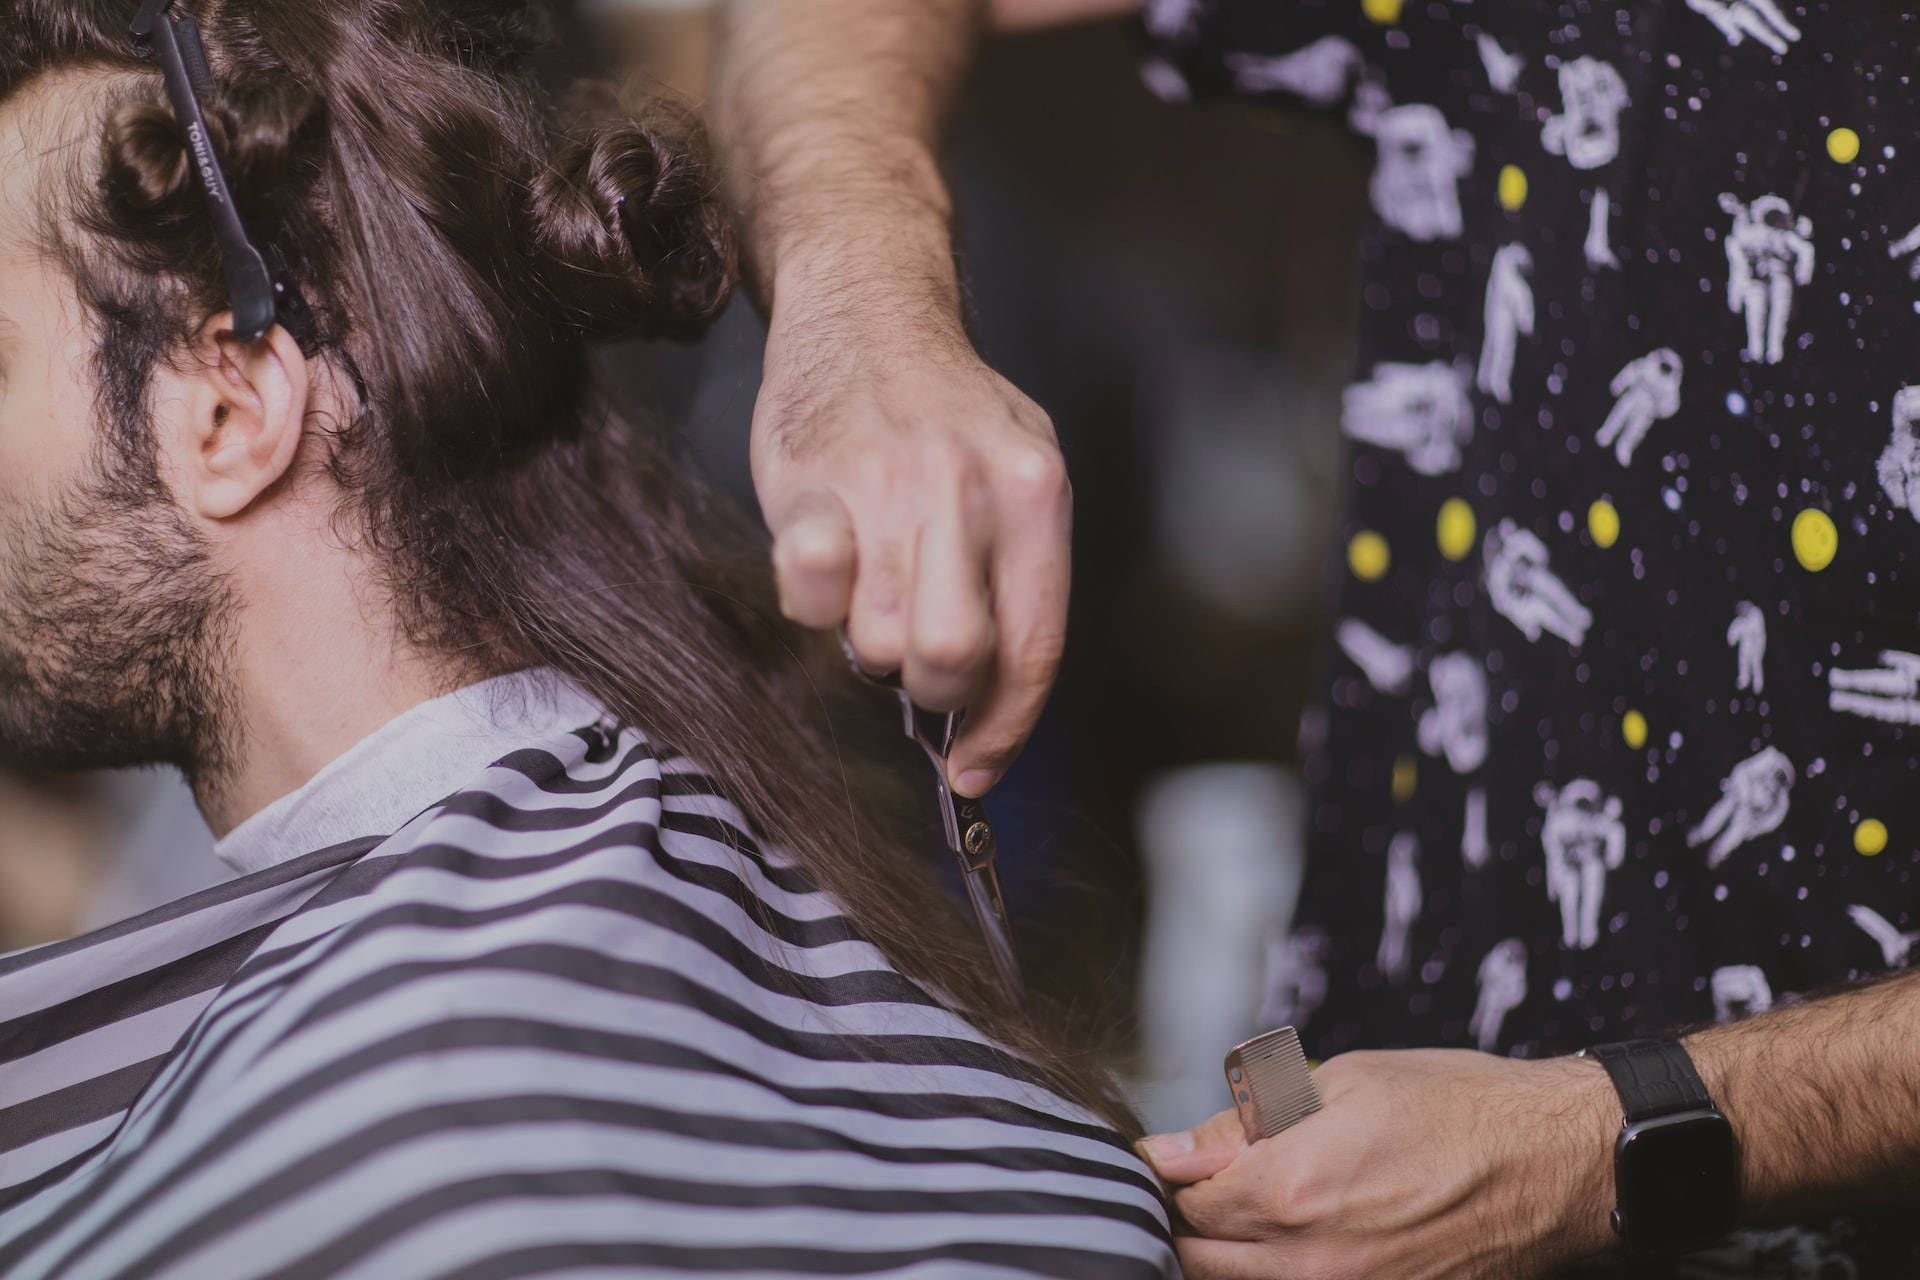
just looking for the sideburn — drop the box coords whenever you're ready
[0,329,237,789]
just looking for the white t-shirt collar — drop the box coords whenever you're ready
[214,668,605,876]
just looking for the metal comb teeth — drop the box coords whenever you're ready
[1224,1026,1322,1143]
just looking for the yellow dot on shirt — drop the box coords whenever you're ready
[1827,127,1861,164]
[1856,819,1889,857]
[1392,756,1417,802]
[1361,0,1403,23]
[1791,508,1838,572]
[1588,499,1621,549]
[1349,530,1391,581]
[1437,498,1477,561]
[1622,710,1649,750]
[1498,165,1528,212]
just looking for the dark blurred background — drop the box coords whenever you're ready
[1,1,1365,1131]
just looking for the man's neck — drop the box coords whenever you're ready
[193,533,469,839]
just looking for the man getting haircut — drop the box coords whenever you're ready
[0,3,1174,1276]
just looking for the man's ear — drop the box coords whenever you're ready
[167,316,311,521]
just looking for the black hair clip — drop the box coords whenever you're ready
[131,0,312,346]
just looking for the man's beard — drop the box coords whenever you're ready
[0,442,236,792]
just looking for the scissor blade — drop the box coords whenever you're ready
[960,861,1026,1005]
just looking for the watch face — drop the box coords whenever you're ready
[1616,1111,1739,1254]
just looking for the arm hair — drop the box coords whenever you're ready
[712,0,1141,321]
[1687,969,1920,1218]
[712,0,983,320]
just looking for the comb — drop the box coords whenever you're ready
[1224,1026,1321,1143]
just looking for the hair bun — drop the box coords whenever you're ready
[534,92,737,344]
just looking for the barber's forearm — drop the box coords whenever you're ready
[1684,970,1920,1220]
[712,0,984,341]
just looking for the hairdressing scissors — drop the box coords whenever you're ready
[841,635,1026,1007]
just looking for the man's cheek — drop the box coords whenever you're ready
[5,379,103,508]
[0,428,53,518]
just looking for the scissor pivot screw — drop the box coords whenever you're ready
[964,822,994,858]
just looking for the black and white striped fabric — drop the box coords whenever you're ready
[0,675,1174,1277]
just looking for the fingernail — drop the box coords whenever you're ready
[954,770,995,797]
[1138,1131,1194,1166]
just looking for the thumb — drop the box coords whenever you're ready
[1136,1109,1247,1187]
[769,491,857,629]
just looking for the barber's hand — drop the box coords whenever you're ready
[1140,1050,1619,1280]
[752,313,1070,798]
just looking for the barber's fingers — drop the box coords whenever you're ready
[946,443,1071,796]
[843,508,913,676]
[770,491,856,630]
[1175,1237,1290,1280]
[903,512,996,713]
[1172,1161,1281,1243]
[1138,1109,1248,1187]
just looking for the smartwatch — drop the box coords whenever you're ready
[1579,1039,1739,1256]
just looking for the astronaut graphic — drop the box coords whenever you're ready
[1706,1228,1862,1280]
[1349,95,1475,242]
[1476,33,1523,95]
[1585,188,1620,271]
[1463,787,1491,870]
[1828,650,1920,725]
[1845,905,1920,969]
[1469,938,1528,1053]
[1686,0,1803,55]
[1711,965,1774,1023]
[1225,36,1363,107]
[1719,193,1815,366]
[1540,58,1629,171]
[1342,361,1474,475]
[1476,244,1535,405]
[1418,652,1490,774]
[1260,927,1331,1030]
[1873,386,1920,524]
[1335,618,1415,694]
[1377,832,1420,984]
[1141,0,1201,39]
[1728,601,1767,694]
[1536,780,1625,951]
[1892,223,1920,282]
[1595,348,1683,465]
[1688,748,1795,869]
[1484,521,1593,647]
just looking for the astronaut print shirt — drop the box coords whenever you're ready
[1148,3,1918,1271]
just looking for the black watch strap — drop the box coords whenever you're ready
[1584,1039,1713,1121]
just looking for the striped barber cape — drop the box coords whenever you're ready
[0,672,1175,1278]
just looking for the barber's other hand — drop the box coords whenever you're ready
[752,313,1070,798]
[1140,1050,1619,1280]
